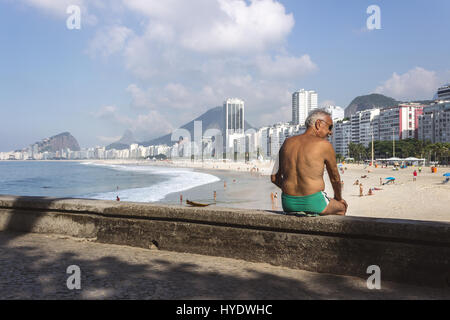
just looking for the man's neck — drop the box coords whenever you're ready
[304,128,319,138]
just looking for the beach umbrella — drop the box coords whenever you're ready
[443,173,450,177]
[385,177,395,180]
[338,164,343,167]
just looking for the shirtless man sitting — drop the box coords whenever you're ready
[271,109,347,216]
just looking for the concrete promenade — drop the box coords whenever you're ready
[1,231,449,300]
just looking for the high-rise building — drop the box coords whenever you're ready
[292,89,318,125]
[359,109,380,147]
[223,98,245,156]
[418,101,450,143]
[332,120,352,157]
[223,98,245,135]
[324,105,345,122]
[378,104,424,141]
[350,113,361,144]
[350,109,380,147]
[437,84,450,101]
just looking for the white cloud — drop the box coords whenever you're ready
[182,0,294,53]
[255,54,317,79]
[320,100,336,107]
[375,67,440,101]
[92,104,174,141]
[126,84,152,109]
[40,0,314,134]
[92,105,119,119]
[258,104,291,126]
[87,25,134,58]
[97,135,122,144]
[19,0,98,25]
[21,0,84,15]
[122,0,293,53]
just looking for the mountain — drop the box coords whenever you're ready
[344,94,399,118]
[35,132,80,152]
[140,106,255,147]
[106,130,138,150]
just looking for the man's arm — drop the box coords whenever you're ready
[323,142,343,201]
[270,151,283,189]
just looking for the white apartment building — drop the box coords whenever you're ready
[359,109,380,147]
[223,98,245,157]
[350,109,380,147]
[292,89,318,126]
[350,113,361,144]
[378,104,424,141]
[256,123,305,159]
[437,84,450,100]
[325,105,345,122]
[332,120,352,157]
[418,101,450,143]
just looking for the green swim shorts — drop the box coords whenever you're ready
[282,191,330,216]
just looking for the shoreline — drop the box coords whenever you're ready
[1,159,449,223]
[82,159,450,223]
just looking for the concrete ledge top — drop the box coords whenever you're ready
[1,195,449,246]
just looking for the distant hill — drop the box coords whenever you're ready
[106,130,138,150]
[344,94,399,118]
[140,106,255,147]
[34,132,80,153]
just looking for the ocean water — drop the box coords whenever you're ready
[0,161,220,202]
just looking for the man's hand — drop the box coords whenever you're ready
[339,199,348,210]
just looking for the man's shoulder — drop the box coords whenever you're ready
[311,137,333,148]
[284,135,331,147]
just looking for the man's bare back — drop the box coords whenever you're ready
[278,134,330,196]
[271,112,347,216]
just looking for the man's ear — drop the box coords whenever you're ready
[314,120,320,130]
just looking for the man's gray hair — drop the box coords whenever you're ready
[305,108,332,128]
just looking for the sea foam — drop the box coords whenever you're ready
[80,162,220,202]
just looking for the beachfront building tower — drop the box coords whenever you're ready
[223,98,245,159]
[378,103,424,141]
[437,84,450,101]
[292,89,318,125]
[350,109,380,147]
[332,120,352,158]
[325,105,345,122]
[418,101,450,143]
[359,109,380,147]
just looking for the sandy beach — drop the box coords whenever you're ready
[89,159,450,223]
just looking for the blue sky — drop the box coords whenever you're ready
[0,0,449,151]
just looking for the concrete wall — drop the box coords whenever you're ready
[0,195,449,288]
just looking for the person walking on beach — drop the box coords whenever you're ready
[413,170,417,182]
[271,109,347,216]
[359,183,363,197]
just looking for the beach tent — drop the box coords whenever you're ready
[404,157,426,166]
[386,157,402,161]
